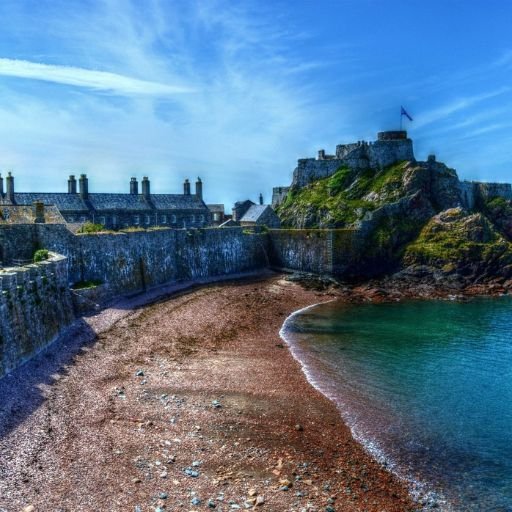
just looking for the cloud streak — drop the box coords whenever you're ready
[0,58,195,96]
[413,87,511,129]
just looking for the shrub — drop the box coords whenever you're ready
[33,249,49,262]
[78,222,105,234]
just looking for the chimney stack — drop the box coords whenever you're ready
[259,193,263,205]
[184,179,191,195]
[68,175,77,194]
[0,173,3,197]
[79,174,89,200]
[195,177,203,200]
[130,177,139,195]
[33,201,45,223]
[6,172,14,203]
[141,177,150,197]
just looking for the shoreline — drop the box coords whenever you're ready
[279,300,453,512]
[1,274,418,511]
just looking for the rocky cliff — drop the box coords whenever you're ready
[276,158,512,282]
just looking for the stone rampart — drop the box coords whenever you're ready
[271,186,291,208]
[0,253,74,377]
[458,181,512,210]
[292,159,343,188]
[291,136,414,189]
[35,225,269,297]
[268,228,362,276]
[475,182,512,202]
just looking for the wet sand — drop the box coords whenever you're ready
[0,274,416,512]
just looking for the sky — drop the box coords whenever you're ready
[0,0,511,207]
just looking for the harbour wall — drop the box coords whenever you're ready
[35,225,270,296]
[0,253,74,377]
[0,224,365,377]
[268,228,362,275]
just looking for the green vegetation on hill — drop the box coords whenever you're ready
[277,161,410,229]
[404,208,512,267]
[277,157,512,280]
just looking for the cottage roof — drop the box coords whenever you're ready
[150,194,206,210]
[240,204,269,222]
[11,193,88,211]
[0,204,65,224]
[207,204,225,213]
[9,193,207,212]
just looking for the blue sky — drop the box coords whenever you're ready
[0,0,511,207]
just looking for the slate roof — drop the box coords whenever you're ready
[239,204,269,222]
[150,194,206,210]
[207,204,225,213]
[0,205,65,224]
[10,193,88,211]
[8,193,208,212]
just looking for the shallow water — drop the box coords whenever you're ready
[281,297,512,511]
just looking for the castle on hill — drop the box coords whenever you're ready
[0,173,212,229]
[272,130,512,210]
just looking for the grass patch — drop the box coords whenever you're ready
[404,210,511,265]
[277,163,410,228]
[71,279,103,290]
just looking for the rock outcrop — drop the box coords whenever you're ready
[276,155,512,283]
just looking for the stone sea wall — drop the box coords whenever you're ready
[0,223,366,377]
[268,228,362,275]
[35,225,270,296]
[0,253,74,377]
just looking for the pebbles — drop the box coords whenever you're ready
[0,277,416,512]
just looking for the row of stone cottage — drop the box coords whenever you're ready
[0,172,281,230]
[0,172,211,229]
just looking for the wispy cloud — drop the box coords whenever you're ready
[413,87,511,129]
[0,58,195,96]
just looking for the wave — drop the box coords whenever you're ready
[279,301,454,512]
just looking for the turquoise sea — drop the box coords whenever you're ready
[280,298,512,511]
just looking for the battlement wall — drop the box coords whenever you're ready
[291,136,415,189]
[458,181,512,209]
[268,228,362,275]
[292,159,343,188]
[0,253,74,377]
[272,186,291,208]
[475,182,512,202]
[35,225,269,297]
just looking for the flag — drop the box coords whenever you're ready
[401,106,413,121]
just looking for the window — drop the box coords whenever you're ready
[171,214,177,224]
[161,215,167,224]
[68,216,75,222]
[145,215,151,225]
[80,216,86,222]
[199,214,205,222]
[99,216,106,226]
[134,215,140,225]
[191,214,195,223]
[213,212,220,221]
[112,215,117,227]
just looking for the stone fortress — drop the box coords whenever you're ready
[2,128,512,378]
[272,130,512,210]
[0,173,211,229]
